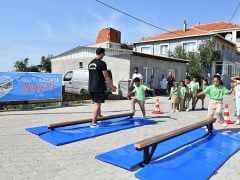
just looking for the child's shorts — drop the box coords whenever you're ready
[171,96,179,104]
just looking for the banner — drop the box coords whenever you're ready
[0,72,62,102]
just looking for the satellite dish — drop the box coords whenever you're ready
[225,33,232,41]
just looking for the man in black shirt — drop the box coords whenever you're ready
[88,48,117,128]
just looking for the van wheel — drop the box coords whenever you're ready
[80,89,87,95]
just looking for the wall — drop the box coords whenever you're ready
[134,35,211,56]
[51,50,131,93]
[129,55,187,88]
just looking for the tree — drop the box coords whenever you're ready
[197,40,219,74]
[41,55,53,72]
[171,40,217,78]
[14,58,29,72]
[169,45,187,59]
[14,58,40,72]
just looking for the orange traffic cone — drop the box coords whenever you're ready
[224,104,234,124]
[152,99,163,114]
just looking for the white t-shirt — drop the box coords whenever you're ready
[160,78,167,89]
[132,73,143,80]
[235,81,240,98]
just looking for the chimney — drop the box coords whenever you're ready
[183,20,187,32]
[96,27,121,44]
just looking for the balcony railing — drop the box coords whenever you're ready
[216,50,240,63]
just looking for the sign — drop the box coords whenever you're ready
[0,72,62,102]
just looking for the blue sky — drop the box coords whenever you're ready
[0,0,239,71]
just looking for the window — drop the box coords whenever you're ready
[79,62,83,68]
[183,42,196,52]
[215,43,220,50]
[215,62,223,75]
[141,46,152,54]
[63,71,73,81]
[142,67,154,84]
[160,45,169,55]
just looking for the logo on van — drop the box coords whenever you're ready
[89,63,97,70]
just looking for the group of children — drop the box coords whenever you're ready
[170,76,208,112]
[128,75,240,127]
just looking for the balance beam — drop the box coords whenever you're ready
[134,118,216,165]
[48,112,134,130]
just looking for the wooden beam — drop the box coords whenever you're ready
[48,112,134,129]
[135,118,216,150]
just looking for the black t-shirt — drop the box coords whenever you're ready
[88,59,107,93]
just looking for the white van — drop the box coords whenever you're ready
[63,70,112,95]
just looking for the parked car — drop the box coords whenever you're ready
[63,70,112,95]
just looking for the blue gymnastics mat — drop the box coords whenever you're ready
[26,116,155,146]
[135,131,240,180]
[95,128,209,170]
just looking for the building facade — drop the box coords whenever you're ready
[133,22,240,87]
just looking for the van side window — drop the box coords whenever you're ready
[79,62,83,68]
[64,71,73,81]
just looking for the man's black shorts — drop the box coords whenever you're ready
[90,92,106,103]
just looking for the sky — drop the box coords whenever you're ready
[0,0,239,71]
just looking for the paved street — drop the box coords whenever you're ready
[0,96,239,180]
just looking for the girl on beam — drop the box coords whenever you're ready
[197,75,233,128]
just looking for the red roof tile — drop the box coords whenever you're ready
[137,22,240,43]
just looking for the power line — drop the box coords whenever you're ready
[228,1,240,23]
[95,0,183,36]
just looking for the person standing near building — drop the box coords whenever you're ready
[88,48,117,128]
[129,67,143,89]
[231,76,240,125]
[160,74,167,95]
[184,78,191,112]
[167,71,175,99]
[189,76,199,110]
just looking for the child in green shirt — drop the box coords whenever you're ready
[170,82,180,112]
[197,75,233,127]
[179,80,186,111]
[128,77,154,118]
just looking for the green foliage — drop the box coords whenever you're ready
[171,40,217,77]
[41,55,53,72]
[14,58,40,72]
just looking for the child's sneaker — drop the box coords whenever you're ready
[186,109,189,112]
[90,122,101,128]
[235,120,240,125]
[171,110,175,113]
[176,109,179,112]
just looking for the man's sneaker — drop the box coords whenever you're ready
[90,122,101,128]
[235,120,240,125]
[186,109,189,112]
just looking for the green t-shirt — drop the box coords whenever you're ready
[203,85,229,100]
[179,86,186,99]
[171,87,180,97]
[132,85,148,101]
[202,84,208,91]
[190,81,199,95]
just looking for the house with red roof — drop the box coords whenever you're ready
[133,21,240,87]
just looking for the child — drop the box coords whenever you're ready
[128,77,154,118]
[179,80,186,111]
[184,78,191,112]
[195,78,208,110]
[231,76,240,125]
[190,76,199,110]
[170,82,180,112]
[197,75,233,127]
